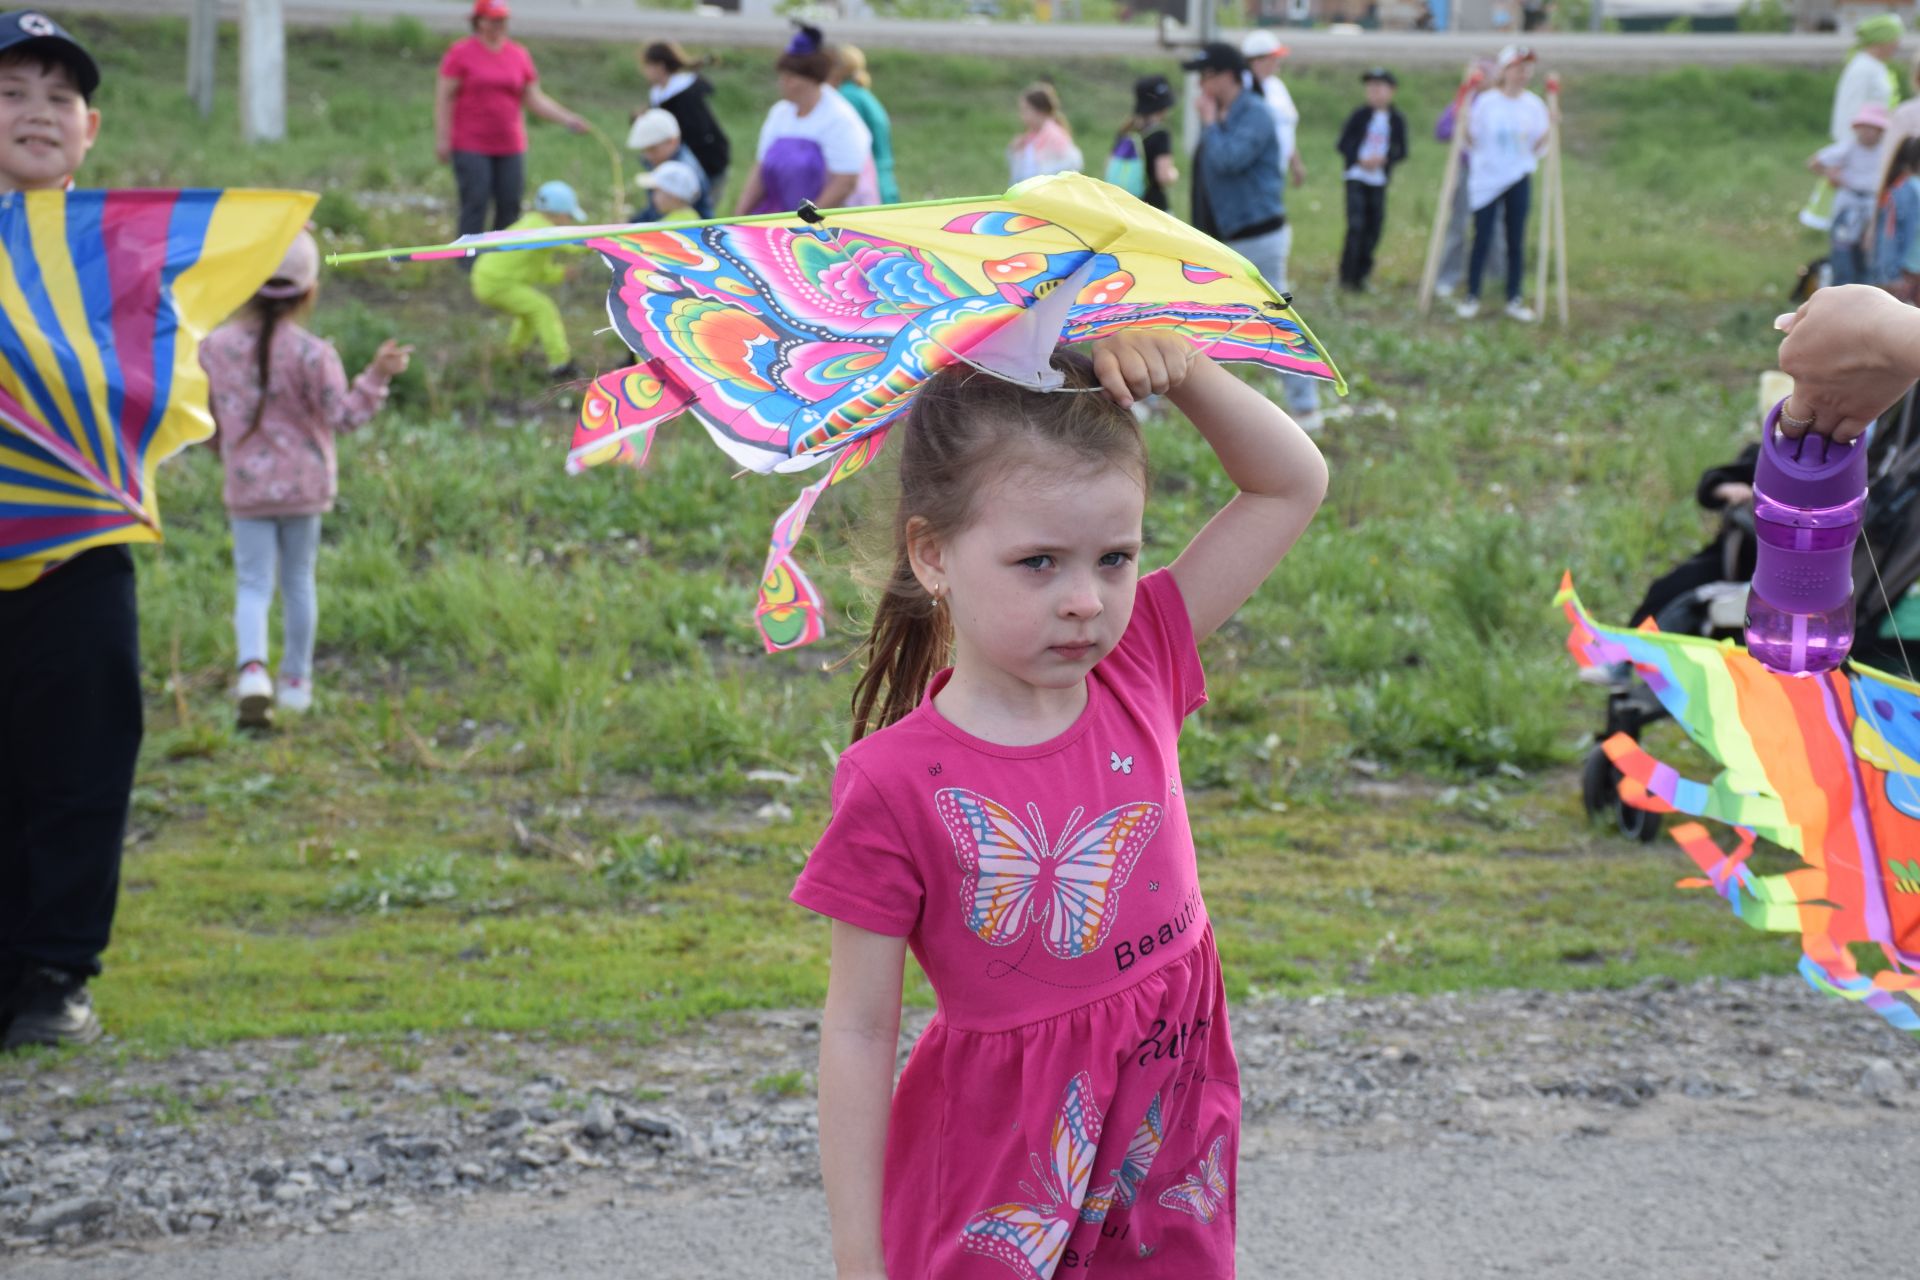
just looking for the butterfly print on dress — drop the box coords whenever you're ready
[1080,1092,1165,1224]
[962,1071,1104,1280]
[936,789,1163,961]
[1156,1134,1230,1224]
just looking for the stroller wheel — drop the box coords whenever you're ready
[1581,744,1664,843]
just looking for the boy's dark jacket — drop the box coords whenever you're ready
[1334,105,1409,178]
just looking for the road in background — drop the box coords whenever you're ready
[67,1,1858,66]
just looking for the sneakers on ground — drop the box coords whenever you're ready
[1454,298,1480,320]
[236,661,273,729]
[1434,280,1457,299]
[3,967,101,1051]
[548,361,581,382]
[1504,299,1539,323]
[1293,410,1325,436]
[278,674,313,714]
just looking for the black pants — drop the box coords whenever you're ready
[1340,179,1388,287]
[451,150,526,240]
[1468,175,1530,303]
[0,547,142,982]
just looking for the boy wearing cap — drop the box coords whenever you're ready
[636,160,702,223]
[1813,103,1892,286]
[626,106,713,221]
[1334,68,1408,292]
[470,180,584,380]
[0,10,129,1050]
[1183,40,1322,430]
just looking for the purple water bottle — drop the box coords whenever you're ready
[1744,400,1867,675]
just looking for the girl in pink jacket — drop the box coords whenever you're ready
[199,231,411,727]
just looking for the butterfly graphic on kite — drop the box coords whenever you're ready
[344,173,1344,652]
[0,189,315,587]
[1558,576,1920,1035]
[1080,1091,1165,1224]
[936,787,1163,962]
[962,1070,1104,1279]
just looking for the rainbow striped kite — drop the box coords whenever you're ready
[1559,575,1920,1033]
[0,188,316,588]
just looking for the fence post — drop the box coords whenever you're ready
[239,0,286,144]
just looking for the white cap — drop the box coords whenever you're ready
[1240,29,1287,59]
[257,229,319,299]
[636,159,702,206]
[626,107,681,151]
[1496,43,1536,70]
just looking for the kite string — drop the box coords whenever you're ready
[1858,530,1920,809]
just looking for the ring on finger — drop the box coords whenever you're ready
[1778,402,1815,434]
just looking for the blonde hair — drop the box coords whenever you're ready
[848,352,1145,740]
[836,44,871,89]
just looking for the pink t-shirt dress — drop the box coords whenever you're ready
[793,570,1241,1279]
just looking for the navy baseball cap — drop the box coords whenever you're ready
[0,11,100,98]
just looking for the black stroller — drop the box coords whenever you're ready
[1581,385,1920,841]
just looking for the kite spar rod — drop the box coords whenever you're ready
[324,193,998,265]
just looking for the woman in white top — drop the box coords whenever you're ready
[1006,82,1083,185]
[734,25,876,216]
[1458,44,1550,323]
[1832,15,1902,147]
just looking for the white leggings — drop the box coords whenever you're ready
[231,515,322,679]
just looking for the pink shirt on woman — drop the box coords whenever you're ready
[793,570,1242,1278]
[199,321,390,519]
[439,36,538,155]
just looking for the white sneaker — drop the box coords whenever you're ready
[1293,410,1325,436]
[1434,280,1456,299]
[1504,300,1538,323]
[278,675,313,714]
[1454,298,1480,320]
[236,662,273,728]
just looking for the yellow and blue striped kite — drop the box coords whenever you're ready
[0,188,315,587]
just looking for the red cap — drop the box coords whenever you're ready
[472,0,510,19]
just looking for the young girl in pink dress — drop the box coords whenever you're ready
[791,331,1328,1278]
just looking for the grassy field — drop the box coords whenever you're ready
[30,16,1851,1050]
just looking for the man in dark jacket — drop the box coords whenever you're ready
[1335,68,1409,292]
[1183,40,1322,430]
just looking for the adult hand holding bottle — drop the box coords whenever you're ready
[1776,283,1920,443]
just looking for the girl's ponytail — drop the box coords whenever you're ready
[849,544,951,741]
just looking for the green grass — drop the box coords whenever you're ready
[14,17,1853,1052]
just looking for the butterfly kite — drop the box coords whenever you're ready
[963,1070,1103,1279]
[1559,575,1920,1034]
[343,174,1344,651]
[936,788,1163,961]
[0,189,316,587]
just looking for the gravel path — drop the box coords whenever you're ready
[3,975,1915,1275]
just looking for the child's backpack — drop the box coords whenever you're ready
[1104,132,1147,199]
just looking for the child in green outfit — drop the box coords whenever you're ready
[471,179,583,379]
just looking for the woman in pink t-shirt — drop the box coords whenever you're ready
[434,0,590,242]
[792,332,1328,1278]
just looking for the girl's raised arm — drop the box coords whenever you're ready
[818,919,908,1280]
[1092,333,1329,643]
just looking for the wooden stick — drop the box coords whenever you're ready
[1537,74,1559,322]
[1553,83,1570,326]
[1418,65,1485,317]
